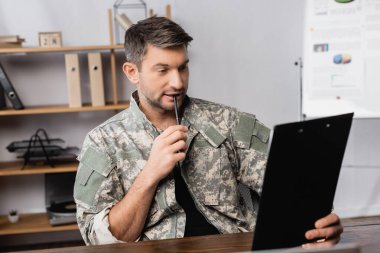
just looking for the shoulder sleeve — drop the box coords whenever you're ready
[232,112,270,153]
[74,132,115,207]
[231,111,271,194]
[74,131,124,245]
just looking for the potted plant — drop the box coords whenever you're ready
[8,209,19,223]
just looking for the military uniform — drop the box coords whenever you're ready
[74,91,270,245]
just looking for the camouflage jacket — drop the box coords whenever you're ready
[74,92,270,245]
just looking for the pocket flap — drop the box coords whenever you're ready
[78,164,94,186]
[80,147,113,177]
[233,113,270,149]
[252,121,270,143]
[199,125,226,148]
[233,113,256,149]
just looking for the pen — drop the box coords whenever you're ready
[173,95,181,169]
[173,96,181,125]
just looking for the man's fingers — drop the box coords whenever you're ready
[304,213,343,249]
[306,225,342,240]
[302,237,340,249]
[171,140,187,153]
[315,213,340,229]
[165,130,187,145]
[174,152,186,161]
[160,125,188,138]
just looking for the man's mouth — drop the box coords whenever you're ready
[164,93,182,100]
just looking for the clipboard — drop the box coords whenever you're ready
[251,243,360,253]
[252,113,354,250]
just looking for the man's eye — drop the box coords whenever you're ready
[158,68,167,74]
[179,65,188,72]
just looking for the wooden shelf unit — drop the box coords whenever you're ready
[0,11,127,240]
[0,213,78,235]
[0,43,126,237]
[0,162,79,234]
[0,44,124,54]
[0,43,126,109]
[0,161,78,176]
[0,102,129,116]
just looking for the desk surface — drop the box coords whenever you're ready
[12,216,380,253]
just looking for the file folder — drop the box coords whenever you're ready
[88,53,105,106]
[0,63,24,109]
[64,54,82,108]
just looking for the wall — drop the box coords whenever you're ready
[0,0,378,232]
[156,0,380,218]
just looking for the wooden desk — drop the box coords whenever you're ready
[340,216,380,253]
[11,217,380,253]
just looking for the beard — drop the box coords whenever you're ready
[146,94,171,112]
[139,90,185,113]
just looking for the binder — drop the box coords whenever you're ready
[0,80,5,108]
[88,53,105,106]
[0,63,24,109]
[115,13,133,30]
[64,54,82,108]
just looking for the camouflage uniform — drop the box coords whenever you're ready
[74,91,270,245]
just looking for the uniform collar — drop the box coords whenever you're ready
[130,91,161,139]
[183,99,227,148]
[129,91,226,147]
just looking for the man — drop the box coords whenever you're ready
[74,17,343,248]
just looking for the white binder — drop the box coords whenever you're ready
[64,54,82,108]
[88,53,105,106]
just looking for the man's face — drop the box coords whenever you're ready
[136,44,189,113]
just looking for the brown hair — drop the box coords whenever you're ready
[124,17,193,68]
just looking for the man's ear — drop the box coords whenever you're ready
[123,62,140,85]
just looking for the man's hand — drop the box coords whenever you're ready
[303,213,343,249]
[145,125,188,182]
[109,125,187,242]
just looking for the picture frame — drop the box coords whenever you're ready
[38,32,62,48]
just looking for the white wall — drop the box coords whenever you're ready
[0,0,379,225]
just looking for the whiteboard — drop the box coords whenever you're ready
[303,0,380,118]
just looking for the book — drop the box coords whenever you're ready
[0,42,23,48]
[0,63,24,109]
[115,13,133,30]
[0,35,24,43]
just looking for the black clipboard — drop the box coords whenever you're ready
[252,113,354,251]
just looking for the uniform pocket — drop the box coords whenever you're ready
[74,164,107,206]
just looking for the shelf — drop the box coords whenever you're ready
[0,44,124,54]
[0,162,78,176]
[0,212,78,235]
[0,102,129,116]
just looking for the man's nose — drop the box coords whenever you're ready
[169,70,183,90]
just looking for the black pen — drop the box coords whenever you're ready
[173,96,181,125]
[173,96,181,170]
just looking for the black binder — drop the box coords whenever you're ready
[0,63,24,109]
[0,79,5,108]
